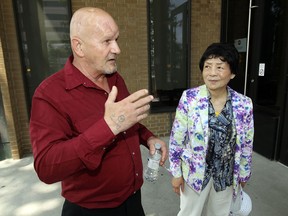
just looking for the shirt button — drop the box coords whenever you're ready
[132,152,135,155]
[136,173,139,176]
[123,131,126,135]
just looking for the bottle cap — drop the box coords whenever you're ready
[155,143,161,149]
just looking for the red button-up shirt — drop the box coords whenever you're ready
[30,56,154,208]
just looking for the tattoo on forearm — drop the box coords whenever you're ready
[110,114,126,130]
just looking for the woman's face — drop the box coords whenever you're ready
[202,57,235,92]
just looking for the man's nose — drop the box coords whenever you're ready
[111,41,121,54]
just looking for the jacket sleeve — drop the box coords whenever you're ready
[169,90,189,178]
[239,97,254,182]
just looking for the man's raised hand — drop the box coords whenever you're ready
[104,86,154,135]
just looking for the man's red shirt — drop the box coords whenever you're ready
[30,56,154,208]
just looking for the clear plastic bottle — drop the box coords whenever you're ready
[144,143,162,182]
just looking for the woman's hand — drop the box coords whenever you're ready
[172,176,184,195]
[240,181,247,188]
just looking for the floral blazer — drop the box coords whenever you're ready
[169,85,254,195]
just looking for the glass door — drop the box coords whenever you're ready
[13,0,72,110]
[221,0,288,163]
[221,0,250,95]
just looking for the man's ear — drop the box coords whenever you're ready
[230,73,236,79]
[71,38,84,57]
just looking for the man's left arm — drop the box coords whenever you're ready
[138,124,168,166]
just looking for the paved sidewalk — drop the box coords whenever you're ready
[1,145,288,216]
[0,156,62,216]
[0,146,179,216]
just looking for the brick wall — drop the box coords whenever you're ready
[0,0,221,158]
[190,0,222,87]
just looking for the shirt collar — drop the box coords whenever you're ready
[63,55,117,90]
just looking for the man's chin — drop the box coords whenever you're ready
[104,70,117,75]
[103,63,117,74]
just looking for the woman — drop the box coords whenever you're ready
[169,42,254,216]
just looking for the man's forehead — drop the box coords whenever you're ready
[93,17,119,36]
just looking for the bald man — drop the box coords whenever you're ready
[30,7,167,216]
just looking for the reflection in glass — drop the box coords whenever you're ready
[14,0,71,107]
[148,0,190,112]
[0,88,10,160]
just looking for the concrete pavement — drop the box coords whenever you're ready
[1,144,288,216]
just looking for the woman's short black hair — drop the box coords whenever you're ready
[199,42,239,74]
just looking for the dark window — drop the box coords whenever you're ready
[13,0,72,109]
[148,0,191,113]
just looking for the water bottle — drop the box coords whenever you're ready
[144,143,162,182]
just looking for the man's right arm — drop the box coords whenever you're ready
[30,92,116,184]
[30,86,153,184]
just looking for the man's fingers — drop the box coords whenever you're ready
[124,89,153,113]
[127,89,153,103]
[136,103,150,115]
[133,96,153,111]
[136,112,149,122]
[134,104,151,123]
[128,89,148,102]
